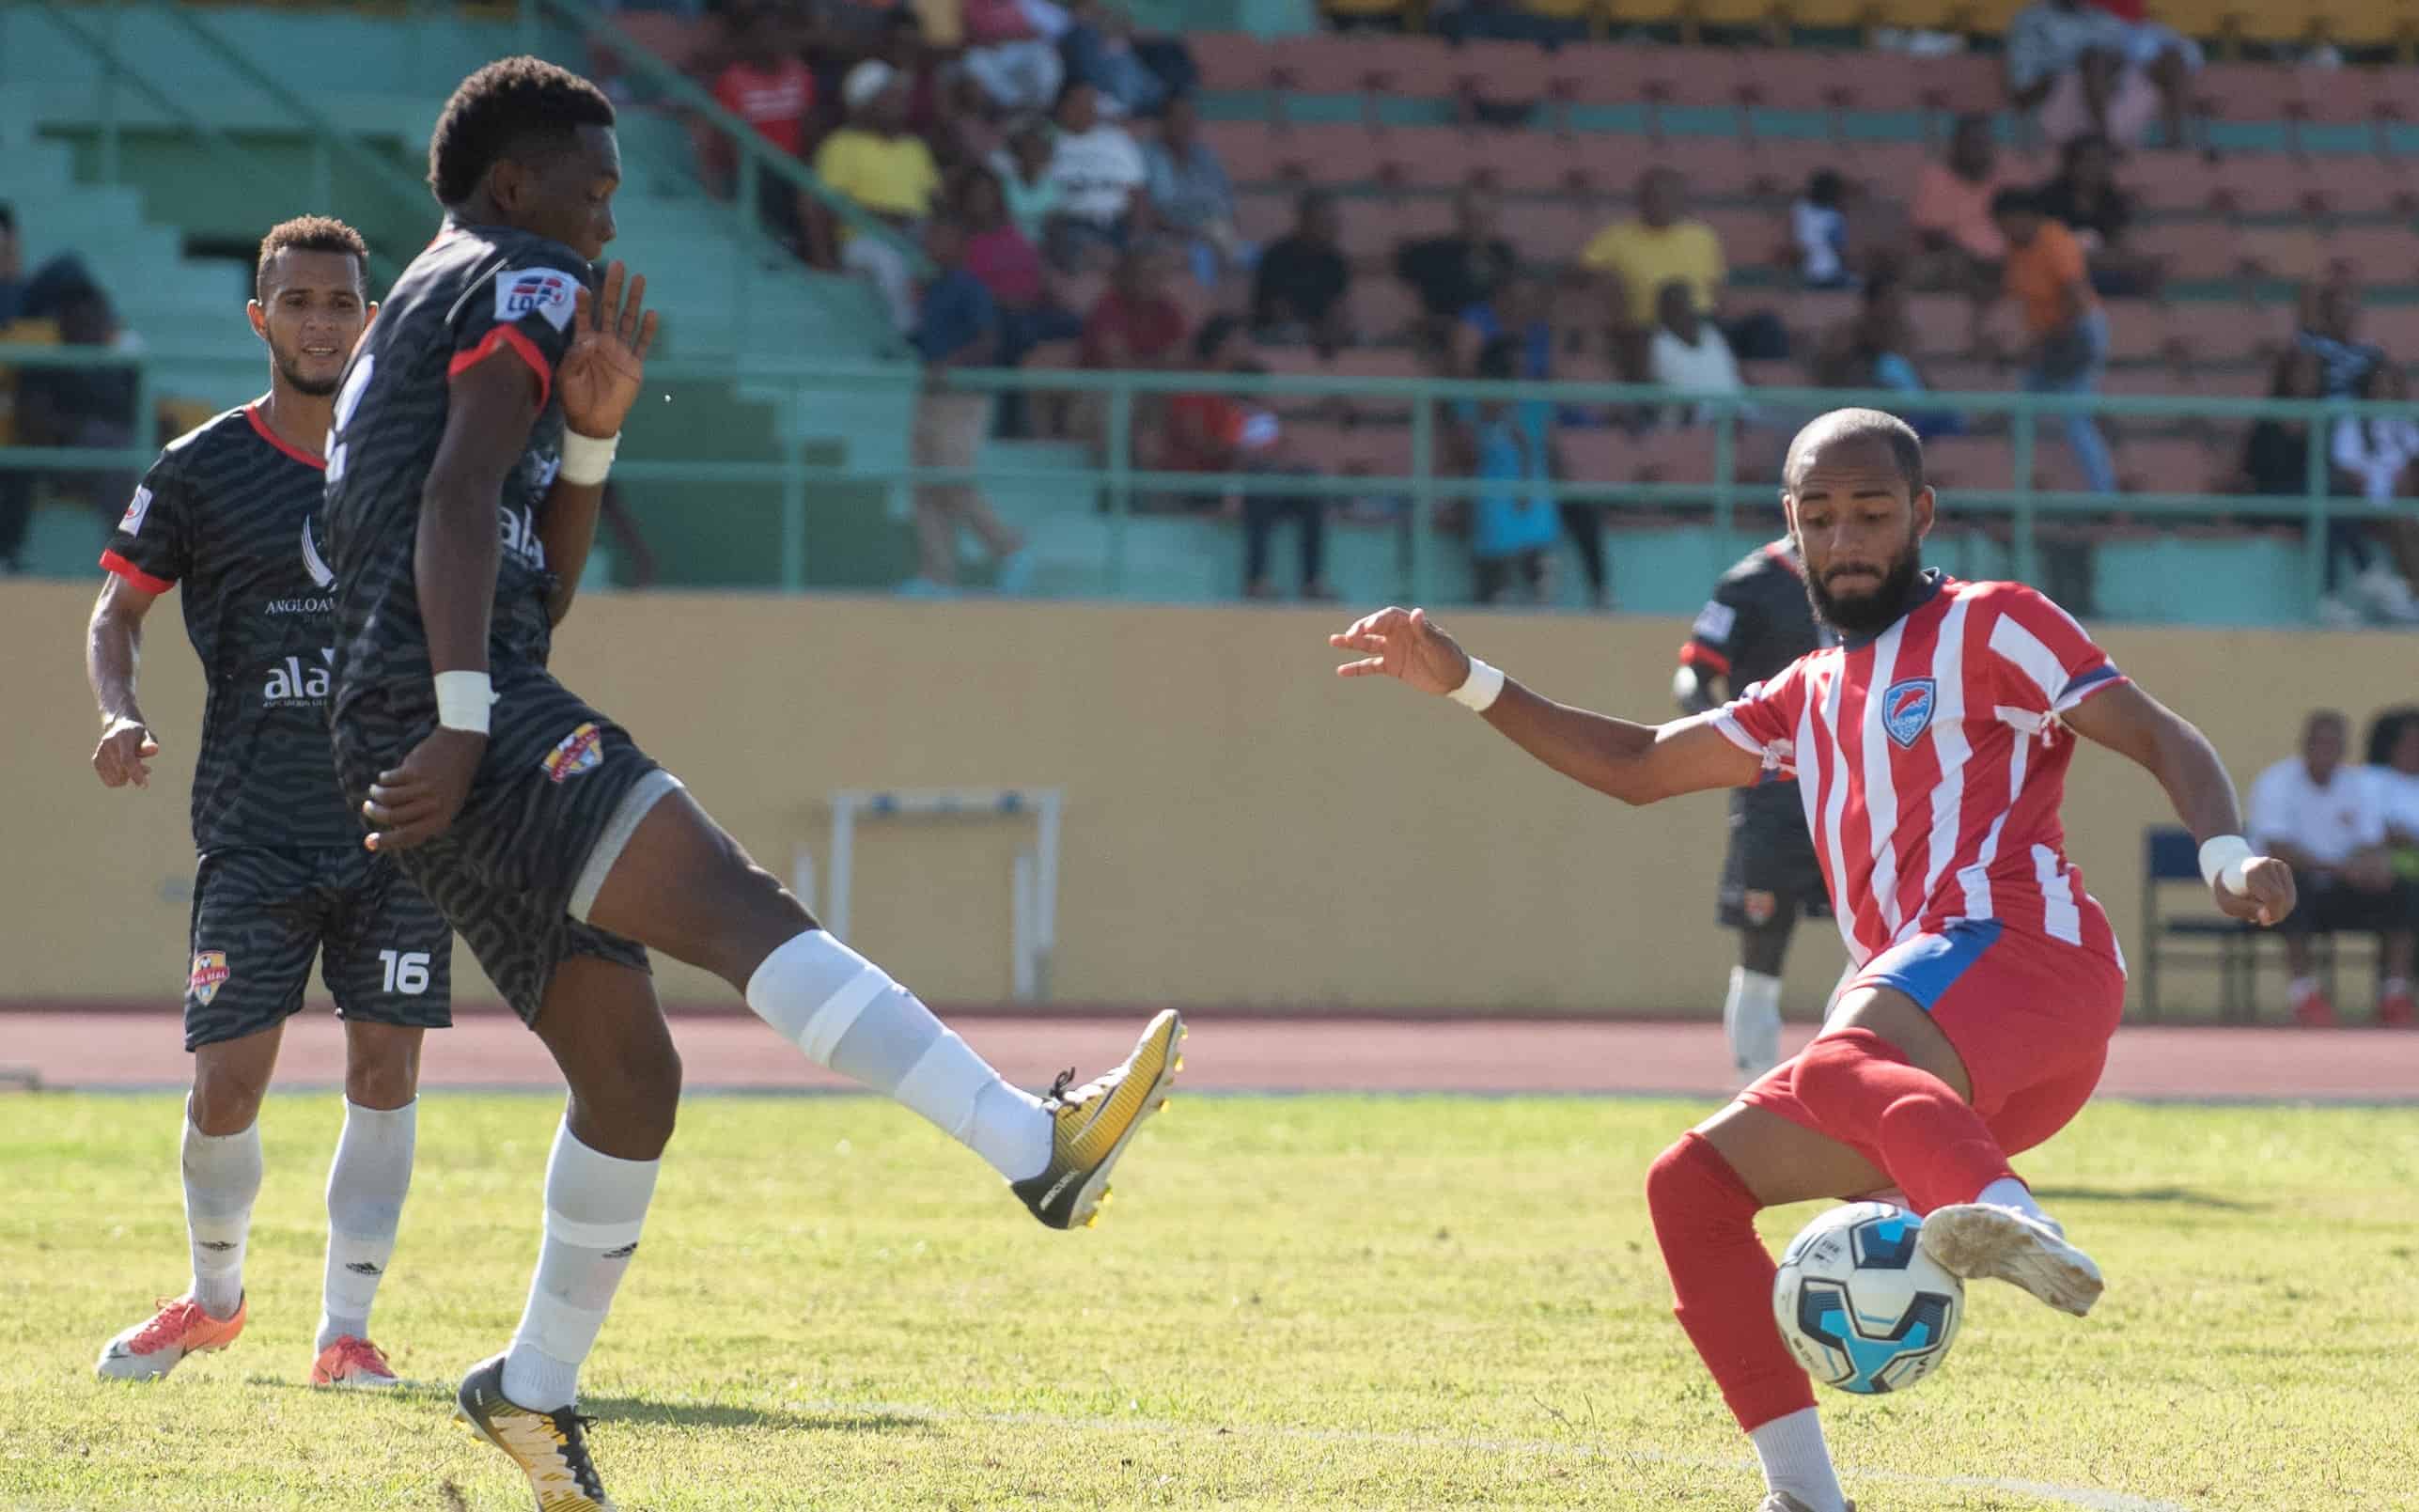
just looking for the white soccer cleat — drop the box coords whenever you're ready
[1918,1204,2104,1317]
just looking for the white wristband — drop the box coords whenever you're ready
[1447,657,1506,712]
[557,429,619,488]
[2198,834,2255,896]
[433,670,493,735]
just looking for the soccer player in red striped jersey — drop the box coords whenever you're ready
[1331,408,2299,1512]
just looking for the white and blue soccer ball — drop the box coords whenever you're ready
[1771,1201,1963,1395]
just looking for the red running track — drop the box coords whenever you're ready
[5,1011,2416,1101]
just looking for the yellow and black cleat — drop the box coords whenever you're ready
[1012,1009,1183,1230]
[454,1353,617,1512]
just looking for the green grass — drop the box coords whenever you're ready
[4,1093,2415,1510]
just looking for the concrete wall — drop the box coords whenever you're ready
[0,582,2380,1017]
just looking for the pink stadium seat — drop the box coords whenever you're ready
[1235,190,1296,244]
[1266,34,1383,96]
[1555,428,1629,487]
[1484,133,1597,195]
[1732,48,1852,122]
[1701,207,1790,270]
[2193,63,2304,132]
[2115,438,2224,494]
[1922,435,2017,490]
[1348,35,1470,98]
[1268,122,1388,186]
[1546,43,1679,111]
[1837,141,1928,199]
[1908,292,1979,357]
[2237,226,2327,282]
[2187,365,2272,398]
[2128,151,2224,215]
[1447,40,1562,103]
[1291,422,1415,475]
[2098,364,2202,397]
[1498,198,1599,261]
[2103,301,2178,363]
[2355,302,2419,355]
[1330,349,1428,382]
[1355,280,1424,341]
[1334,199,1417,259]
[1205,121,1287,184]
[1631,136,1762,198]
[1768,288,1857,342]
[1632,425,1719,484]
[1377,129,1501,192]
[2284,66,2383,129]
[1192,32,1274,93]
[2315,163,2418,217]
[2321,224,2419,286]
[1922,358,2001,396]
[1818,50,1928,117]
[1736,138,1847,199]
[2165,304,2272,365]
[1913,54,2003,117]
[2134,221,2242,283]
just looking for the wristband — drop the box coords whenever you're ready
[1447,657,1506,713]
[558,429,619,488]
[2197,834,2254,896]
[433,670,493,735]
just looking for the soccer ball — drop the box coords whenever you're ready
[1771,1202,1963,1395]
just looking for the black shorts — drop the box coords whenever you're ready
[331,662,664,1026]
[1717,789,1832,930]
[2280,875,2419,938]
[183,846,452,1052]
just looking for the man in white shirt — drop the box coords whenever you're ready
[1647,279,1748,429]
[2248,709,2416,1026]
[1043,81,1147,271]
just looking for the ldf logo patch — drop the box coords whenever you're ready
[495,269,578,331]
[543,723,604,783]
[189,951,229,1005]
[1881,678,1938,749]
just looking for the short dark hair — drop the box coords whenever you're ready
[1783,407,1925,494]
[2366,706,2419,766]
[1475,334,1521,382]
[254,215,369,300]
[1990,185,2037,219]
[1806,169,1845,207]
[427,56,616,208]
[2306,709,2348,737]
[1194,312,1246,362]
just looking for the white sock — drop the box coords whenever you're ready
[1751,1406,1846,1512]
[744,929,1050,1181]
[317,1099,416,1352]
[1976,1176,2052,1226]
[1724,967,1785,1078]
[2289,974,2320,998]
[2385,977,2411,996]
[182,1099,262,1320]
[501,1122,659,1411]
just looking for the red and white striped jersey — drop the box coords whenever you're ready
[1711,571,2129,969]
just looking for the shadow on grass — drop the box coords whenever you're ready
[241,1377,929,1435]
[2029,1184,2263,1210]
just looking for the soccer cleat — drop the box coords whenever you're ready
[95,1293,247,1380]
[1920,1204,2104,1317]
[454,1353,616,1511]
[2379,987,2416,1028]
[2290,982,2339,1028]
[1011,1008,1183,1230]
[310,1334,401,1389]
[1757,1497,1855,1512]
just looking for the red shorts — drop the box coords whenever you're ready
[1740,920,2128,1187]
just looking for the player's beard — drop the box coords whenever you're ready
[1803,533,1924,637]
[273,346,342,398]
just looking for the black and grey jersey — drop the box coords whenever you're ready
[1681,539,1831,697]
[323,219,588,709]
[101,404,357,851]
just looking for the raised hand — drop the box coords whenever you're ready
[557,261,659,444]
[1328,606,1475,696]
[2215,854,2297,928]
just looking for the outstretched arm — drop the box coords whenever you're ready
[1330,605,1763,805]
[2065,680,2297,926]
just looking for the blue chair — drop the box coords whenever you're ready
[2138,827,2257,1022]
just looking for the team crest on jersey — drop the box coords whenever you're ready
[119,485,153,537]
[496,269,578,332]
[1881,678,1939,749]
[189,951,230,1005]
[543,723,604,783]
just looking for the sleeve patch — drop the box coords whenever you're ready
[495,268,580,332]
[1691,600,1737,644]
[118,485,153,537]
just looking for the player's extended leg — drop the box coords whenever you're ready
[310,1021,424,1389]
[1647,1101,1891,1512]
[95,1026,279,1380]
[1724,913,1794,1082]
[456,956,673,1512]
[584,786,1179,1229]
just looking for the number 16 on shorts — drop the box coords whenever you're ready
[378,949,433,996]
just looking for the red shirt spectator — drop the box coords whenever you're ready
[712,53,815,156]
[962,0,1040,43]
[967,224,1047,306]
[1081,245,1189,367]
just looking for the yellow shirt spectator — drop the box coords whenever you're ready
[813,127,942,224]
[1582,218,1725,327]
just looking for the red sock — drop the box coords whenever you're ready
[1790,1027,2018,1214]
[1645,1132,1813,1433]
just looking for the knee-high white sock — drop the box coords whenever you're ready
[500,1122,659,1411]
[182,1099,262,1320]
[317,1098,416,1351]
[744,929,1050,1181]
[1724,967,1785,1079]
[1751,1406,1847,1512]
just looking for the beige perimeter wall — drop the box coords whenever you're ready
[1,582,2396,1016]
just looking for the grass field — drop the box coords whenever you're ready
[4,1091,2415,1510]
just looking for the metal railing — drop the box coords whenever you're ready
[0,343,2396,613]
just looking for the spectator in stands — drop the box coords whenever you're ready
[2033,134,2159,297]
[1165,315,1333,601]
[1396,183,1519,346]
[962,0,1068,114]
[1453,335,1561,606]
[1790,170,1855,291]
[1431,0,1588,49]
[2369,708,2419,882]
[1144,95,1248,287]
[1911,115,2008,317]
[2297,276,2384,400]
[13,284,138,529]
[2238,347,2323,497]
[1648,280,1746,430]
[1582,167,1725,381]
[1060,0,1169,120]
[958,168,1085,366]
[903,212,1032,597]
[1453,269,1551,379]
[1810,273,1964,439]
[2006,0,2197,148]
[2326,362,2419,625]
[1252,189,1353,356]
[1992,185,2116,497]
[0,203,22,325]
[709,5,818,251]
[1080,238,1187,444]
[1043,81,1149,273]
[991,115,1064,242]
[812,59,944,332]
[2249,709,2417,1027]
[875,8,945,139]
